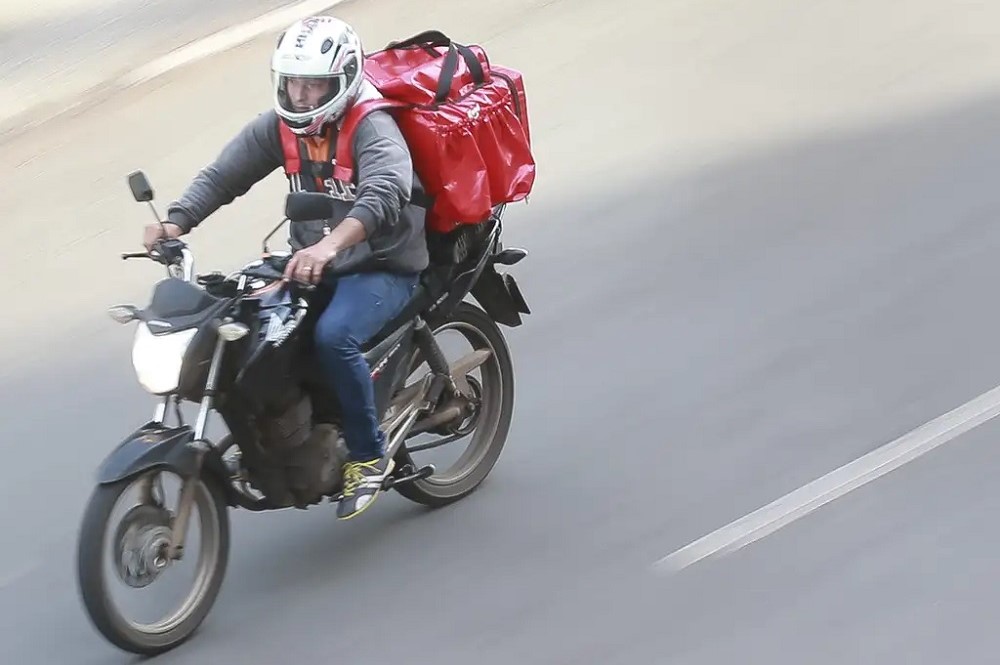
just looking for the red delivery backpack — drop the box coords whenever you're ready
[333,30,536,234]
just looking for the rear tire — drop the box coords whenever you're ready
[394,301,515,507]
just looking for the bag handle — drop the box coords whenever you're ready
[434,44,486,102]
[384,30,486,102]
[385,30,453,49]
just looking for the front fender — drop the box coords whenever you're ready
[96,422,222,485]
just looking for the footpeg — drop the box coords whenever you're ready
[382,464,435,490]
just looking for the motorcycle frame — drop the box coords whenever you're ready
[96,207,529,561]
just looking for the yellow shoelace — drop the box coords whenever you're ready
[341,460,379,497]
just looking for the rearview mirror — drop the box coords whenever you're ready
[128,171,154,202]
[285,192,333,223]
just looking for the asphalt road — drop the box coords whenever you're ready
[3,0,1000,662]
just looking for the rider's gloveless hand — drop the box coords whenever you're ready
[142,222,184,252]
[283,238,337,284]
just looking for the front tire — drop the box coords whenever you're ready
[76,471,230,656]
[395,302,516,507]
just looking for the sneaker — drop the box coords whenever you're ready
[337,456,395,520]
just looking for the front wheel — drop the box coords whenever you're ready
[76,470,230,655]
[395,301,516,507]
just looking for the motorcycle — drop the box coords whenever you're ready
[75,170,530,655]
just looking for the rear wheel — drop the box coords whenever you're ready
[394,302,515,507]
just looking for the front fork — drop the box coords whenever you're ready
[144,332,231,562]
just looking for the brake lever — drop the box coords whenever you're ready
[122,246,168,263]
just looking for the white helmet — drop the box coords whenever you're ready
[271,16,365,135]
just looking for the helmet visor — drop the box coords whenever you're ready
[275,73,346,115]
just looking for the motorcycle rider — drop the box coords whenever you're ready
[142,15,430,520]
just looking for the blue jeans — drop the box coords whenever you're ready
[314,271,420,461]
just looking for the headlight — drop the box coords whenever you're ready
[131,324,198,394]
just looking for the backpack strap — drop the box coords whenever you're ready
[278,120,303,175]
[333,98,411,182]
[279,119,340,191]
[334,98,435,209]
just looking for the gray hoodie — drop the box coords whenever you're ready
[165,105,430,276]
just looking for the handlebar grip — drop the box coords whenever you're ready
[241,266,317,291]
[241,266,284,281]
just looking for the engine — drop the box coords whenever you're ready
[244,389,349,508]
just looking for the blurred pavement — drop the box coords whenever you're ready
[3,0,1000,663]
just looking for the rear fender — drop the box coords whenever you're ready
[96,421,228,486]
[470,264,530,327]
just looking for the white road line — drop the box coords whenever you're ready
[1,0,346,138]
[653,383,1000,573]
[120,0,347,87]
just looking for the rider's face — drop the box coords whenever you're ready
[285,77,332,112]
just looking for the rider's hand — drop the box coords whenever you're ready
[283,239,337,285]
[142,222,184,252]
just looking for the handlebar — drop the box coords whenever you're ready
[121,240,314,292]
[120,238,194,282]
